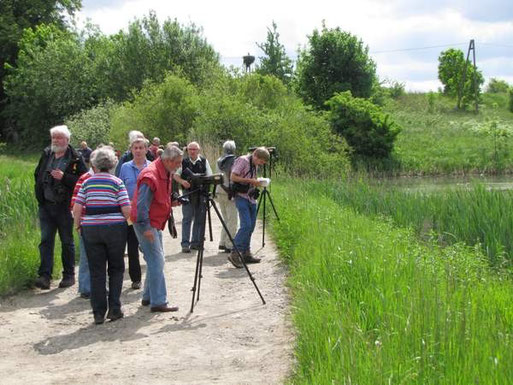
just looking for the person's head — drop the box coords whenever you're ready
[80,141,88,149]
[128,130,144,142]
[187,141,201,160]
[152,137,160,146]
[130,136,148,160]
[157,148,164,157]
[251,147,270,166]
[50,125,71,154]
[222,140,236,155]
[161,144,183,172]
[168,141,179,147]
[91,146,118,173]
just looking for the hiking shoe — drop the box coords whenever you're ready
[190,244,200,250]
[181,247,191,253]
[80,292,90,299]
[131,281,141,290]
[227,251,243,268]
[244,255,261,264]
[218,245,227,251]
[106,309,124,322]
[35,275,50,290]
[141,299,150,306]
[150,304,179,312]
[58,276,75,288]
[93,312,105,325]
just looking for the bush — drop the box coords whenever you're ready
[509,88,513,113]
[66,100,115,148]
[487,78,509,93]
[326,91,401,158]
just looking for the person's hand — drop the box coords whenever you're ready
[51,169,64,180]
[182,181,191,189]
[171,200,181,207]
[143,229,155,242]
[249,178,260,187]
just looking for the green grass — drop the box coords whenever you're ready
[0,156,63,295]
[381,93,513,175]
[271,180,513,384]
[322,179,513,266]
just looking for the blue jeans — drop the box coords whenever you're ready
[78,234,90,295]
[38,203,75,279]
[233,197,257,253]
[134,225,168,307]
[181,199,203,248]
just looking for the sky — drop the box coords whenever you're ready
[78,0,513,92]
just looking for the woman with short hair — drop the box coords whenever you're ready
[73,146,131,325]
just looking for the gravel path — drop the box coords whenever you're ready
[0,209,293,385]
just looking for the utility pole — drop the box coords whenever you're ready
[457,39,479,113]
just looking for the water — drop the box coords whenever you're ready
[371,174,513,192]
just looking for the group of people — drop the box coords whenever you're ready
[33,125,269,325]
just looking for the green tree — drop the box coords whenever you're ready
[326,91,401,158]
[438,48,484,109]
[0,0,81,141]
[4,24,96,144]
[295,25,376,109]
[255,22,293,85]
[487,78,509,93]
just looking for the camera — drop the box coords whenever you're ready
[190,173,224,186]
[248,146,276,155]
[171,191,190,205]
[248,188,260,200]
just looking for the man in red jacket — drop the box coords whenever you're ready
[131,144,183,312]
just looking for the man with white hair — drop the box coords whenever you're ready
[115,130,155,176]
[34,125,87,289]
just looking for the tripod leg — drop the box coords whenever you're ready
[262,189,266,247]
[207,203,213,242]
[256,189,264,216]
[190,195,209,313]
[209,198,266,305]
[265,189,280,221]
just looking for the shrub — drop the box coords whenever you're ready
[509,88,513,113]
[66,100,115,148]
[326,91,401,158]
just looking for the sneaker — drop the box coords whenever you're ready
[58,276,75,288]
[80,292,90,299]
[190,244,200,250]
[150,304,179,312]
[218,245,227,251]
[182,247,191,253]
[131,281,141,290]
[106,309,124,322]
[35,275,50,290]
[227,251,243,268]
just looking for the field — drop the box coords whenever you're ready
[0,156,64,295]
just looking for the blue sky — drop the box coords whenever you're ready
[79,0,513,91]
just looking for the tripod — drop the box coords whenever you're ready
[189,185,266,313]
[256,161,279,247]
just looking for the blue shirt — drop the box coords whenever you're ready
[119,159,151,200]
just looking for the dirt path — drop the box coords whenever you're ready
[0,209,293,385]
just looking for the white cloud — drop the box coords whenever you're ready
[78,0,513,92]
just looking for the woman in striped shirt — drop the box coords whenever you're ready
[73,146,131,325]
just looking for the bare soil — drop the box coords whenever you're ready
[0,209,293,385]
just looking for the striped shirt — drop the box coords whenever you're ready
[75,172,130,226]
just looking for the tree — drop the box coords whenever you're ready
[4,24,97,144]
[438,48,484,109]
[255,22,293,85]
[487,78,509,93]
[295,25,376,109]
[0,0,81,141]
[326,91,401,159]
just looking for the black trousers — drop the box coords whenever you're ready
[38,203,75,279]
[82,223,127,317]
[127,225,141,283]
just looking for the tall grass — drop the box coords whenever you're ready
[320,179,513,266]
[0,156,63,295]
[271,181,513,384]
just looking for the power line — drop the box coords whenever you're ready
[371,43,467,54]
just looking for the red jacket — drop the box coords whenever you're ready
[130,158,171,230]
